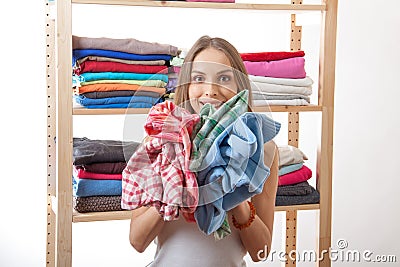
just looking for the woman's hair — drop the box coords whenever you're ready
[174,35,252,113]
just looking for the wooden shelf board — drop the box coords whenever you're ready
[274,203,320,212]
[72,0,326,12]
[253,105,322,113]
[72,204,320,222]
[73,107,150,115]
[73,210,132,222]
[73,105,322,115]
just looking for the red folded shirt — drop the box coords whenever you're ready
[240,51,305,62]
[74,60,169,75]
[73,167,122,180]
[278,165,312,186]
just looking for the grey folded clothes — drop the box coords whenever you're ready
[73,137,141,165]
[253,98,310,106]
[76,161,127,174]
[250,81,312,96]
[252,92,310,102]
[73,195,124,213]
[276,181,313,196]
[275,185,320,206]
[72,35,180,56]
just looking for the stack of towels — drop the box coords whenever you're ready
[240,51,313,106]
[72,36,180,109]
[276,145,320,206]
[72,137,140,212]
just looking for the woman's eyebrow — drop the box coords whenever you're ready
[191,69,233,75]
[216,69,234,75]
[191,70,206,75]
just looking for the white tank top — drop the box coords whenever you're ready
[148,214,247,267]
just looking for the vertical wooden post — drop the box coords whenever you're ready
[284,2,302,265]
[56,0,73,266]
[290,14,302,52]
[46,0,56,266]
[285,111,300,267]
[288,112,300,148]
[317,0,338,266]
[285,210,298,266]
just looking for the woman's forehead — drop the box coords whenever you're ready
[191,61,233,74]
[193,48,232,67]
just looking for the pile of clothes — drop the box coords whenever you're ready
[276,145,320,206]
[72,137,140,212]
[122,89,281,239]
[240,51,313,106]
[72,36,180,109]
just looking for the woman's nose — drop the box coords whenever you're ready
[203,82,218,97]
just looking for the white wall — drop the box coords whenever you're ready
[1,0,399,266]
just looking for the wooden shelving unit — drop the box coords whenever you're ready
[46,0,337,266]
[72,0,326,11]
[72,204,321,223]
[72,105,323,115]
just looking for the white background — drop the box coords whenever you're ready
[1,0,400,266]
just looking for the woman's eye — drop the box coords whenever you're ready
[218,75,231,83]
[192,75,205,83]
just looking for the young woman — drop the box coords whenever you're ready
[128,35,279,266]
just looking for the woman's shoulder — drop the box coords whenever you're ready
[263,140,278,168]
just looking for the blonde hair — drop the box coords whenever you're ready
[174,35,252,113]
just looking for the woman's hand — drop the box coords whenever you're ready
[129,206,165,253]
[229,141,279,262]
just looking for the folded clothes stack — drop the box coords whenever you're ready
[72,36,180,109]
[72,137,140,213]
[240,51,313,106]
[275,145,320,206]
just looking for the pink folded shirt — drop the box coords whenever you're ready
[244,57,306,79]
[278,165,312,186]
[186,0,234,2]
[73,167,122,180]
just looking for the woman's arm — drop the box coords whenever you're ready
[129,206,165,253]
[229,141,279,261]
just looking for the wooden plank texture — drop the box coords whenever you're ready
[72,0,325,11]
[56,0,73,266]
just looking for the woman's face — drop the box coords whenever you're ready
[188,47,238,113]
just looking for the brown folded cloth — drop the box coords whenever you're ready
[73,196,124,213]
[76,162,127,174]
[275,186,319,206]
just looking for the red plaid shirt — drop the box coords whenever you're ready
[122,101,199,221]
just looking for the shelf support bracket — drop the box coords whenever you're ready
[46,0,56,266]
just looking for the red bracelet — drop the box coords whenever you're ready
[232,201,256,230]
